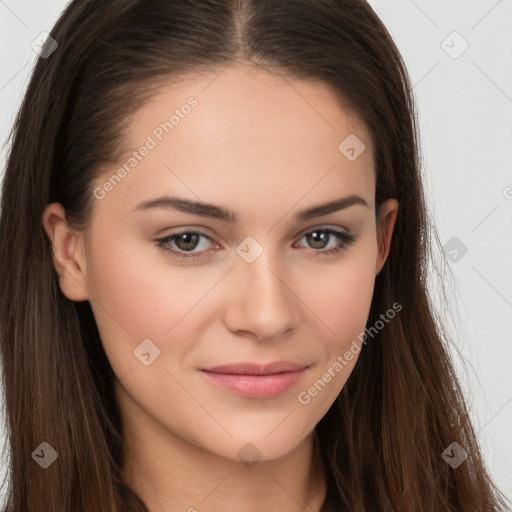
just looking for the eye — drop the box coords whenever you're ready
[153,227,358,261]
[293,228,358,258]
[154,231,218,261]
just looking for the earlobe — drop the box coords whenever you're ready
[41,203,90,302]
[375,199,399,276]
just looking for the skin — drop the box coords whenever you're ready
[42,64,398,512]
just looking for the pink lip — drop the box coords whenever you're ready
[202,361,308,375]
[200,361,309,399]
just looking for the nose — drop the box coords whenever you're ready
[223,246,300,341]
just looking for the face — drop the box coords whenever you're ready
[43,64,398,465]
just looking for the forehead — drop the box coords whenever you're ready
[93,65,375,222]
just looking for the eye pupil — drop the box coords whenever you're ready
[307,230,328,249]
[176,233,200,251]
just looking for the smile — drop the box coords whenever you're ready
[199,368,308,399]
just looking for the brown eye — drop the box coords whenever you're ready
[154,227,358,262]
[154,231,216,261]
[173,232,201,251]
[295,228,358,256]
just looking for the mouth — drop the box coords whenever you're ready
[199,361,309,399]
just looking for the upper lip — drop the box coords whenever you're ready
[200,361,308,375]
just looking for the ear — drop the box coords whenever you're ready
[41,202,90,302]
[375,199,399,276]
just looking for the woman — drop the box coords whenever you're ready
[0,1,509,511]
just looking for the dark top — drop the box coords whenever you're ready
[319,474,344,511]
[3,477,345,511]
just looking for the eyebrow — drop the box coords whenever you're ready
[132,194,369,223]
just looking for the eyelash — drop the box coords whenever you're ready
[153,227,358,262]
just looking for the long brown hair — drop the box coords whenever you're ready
[0,1,509,510]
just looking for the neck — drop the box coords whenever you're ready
[120,410,328,512]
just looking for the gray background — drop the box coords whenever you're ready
[0,0,511,504]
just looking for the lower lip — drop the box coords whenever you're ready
[200,368,307,399]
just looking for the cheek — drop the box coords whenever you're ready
[293,256,376,417]
[87,225,203,327]
[84,229,238,390]
[84,231,200,376]
[305,249,377,347]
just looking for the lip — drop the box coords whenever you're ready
[200,361,309,399]
[201,361,308,375]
